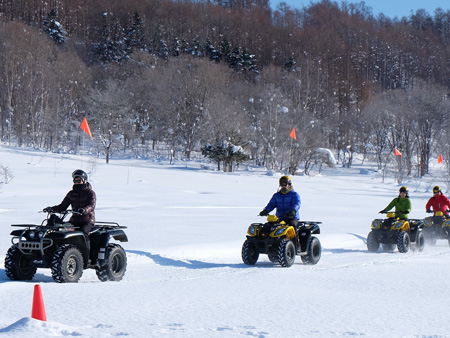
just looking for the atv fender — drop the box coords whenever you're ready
[10,229,24,237]
[297,225,319,253]
[308,223,321,234]
[270,226,296,239]
[94,230,128,249]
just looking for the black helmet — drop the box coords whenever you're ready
[433,186,441,193]
[279,175,292,186]
[72,169,88,183]
[399,186,409,197]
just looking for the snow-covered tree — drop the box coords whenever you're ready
[202,142,250,172]
[42,9,67,45]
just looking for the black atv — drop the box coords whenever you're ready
[422,211,450,246]
[367,211,424,253]
[241,214,321,267]
[4,210,128,283]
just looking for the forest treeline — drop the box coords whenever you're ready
[1,0,450,179]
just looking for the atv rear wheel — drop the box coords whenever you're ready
[96,244,127,282]
[301,236,321,265]
[242,240,259,265]
[366,231,380,252]
[268,253,279,264]
[414,231,425,252]
[277,239,295,267]
[51,245,84,283]
[4,246,37,281]
[381,243,396,252]
[397,231,410,253]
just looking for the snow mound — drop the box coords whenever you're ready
[0,318,83,336]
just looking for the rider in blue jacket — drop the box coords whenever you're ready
[259,175,301,226]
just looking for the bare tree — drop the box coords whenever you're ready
[86,79,131,163]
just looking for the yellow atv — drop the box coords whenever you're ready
[241,214,321,267]
[423,211,450,246]
[367,211,424,253]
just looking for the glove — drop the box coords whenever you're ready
[426,209,433,214]
[259,209,269,216]
[75,208,85,215]
[287,209,296,218]
[43,207,53,213]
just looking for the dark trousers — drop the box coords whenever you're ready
[80,223,93,236]
[280,218,298,226]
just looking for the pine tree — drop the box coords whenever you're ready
[125,13,147,52]
[201,142,250,172]
[42,9,67,45]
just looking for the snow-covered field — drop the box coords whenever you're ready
[0,145,449,338]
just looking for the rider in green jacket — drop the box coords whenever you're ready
[380,186,411,219]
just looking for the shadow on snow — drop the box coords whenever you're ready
[127,250,277,269]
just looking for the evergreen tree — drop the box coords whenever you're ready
[221,38,232,63]
[242,48,258,74]
[204,39,221,62]
[92,12,129,64]
[42,9,67,45]
[125,13,147,52]
[202,142,250,172]
[149,24,168,59]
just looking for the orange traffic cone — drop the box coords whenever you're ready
[31,284,47,321]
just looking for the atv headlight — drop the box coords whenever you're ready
[29,231,35,239]
[38,231,45,239]
[423,218,432,227]
[371,220,381,229]
[248,225,256,236]
[274,227,286,236]
[393,222,404,229]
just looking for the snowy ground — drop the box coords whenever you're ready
[0,145,449,337]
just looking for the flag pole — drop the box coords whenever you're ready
[80,117,93,168]
[288,137,293,174]
[288,127,296,174]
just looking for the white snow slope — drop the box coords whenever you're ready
[0,145,449,338]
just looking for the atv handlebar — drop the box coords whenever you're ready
[41,209,83,221]
[379,210,409,215]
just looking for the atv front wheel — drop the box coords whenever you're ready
[397,231,410,253]
[278,239,295,267]
[96,244,127,282]
[366,231,380,252]
[4,246,37,281]
[301,236,321,265]
[51,245,84,283]
[242,240,259,265]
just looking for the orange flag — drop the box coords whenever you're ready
[438,155,443,164]
[290,128,296,140]
[80,117,93,139]
[394,148,403,157]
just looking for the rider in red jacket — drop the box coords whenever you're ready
[425,186,450,218]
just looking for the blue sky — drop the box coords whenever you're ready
[270,0,450,18]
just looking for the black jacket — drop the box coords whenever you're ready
[52,182,96,226]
